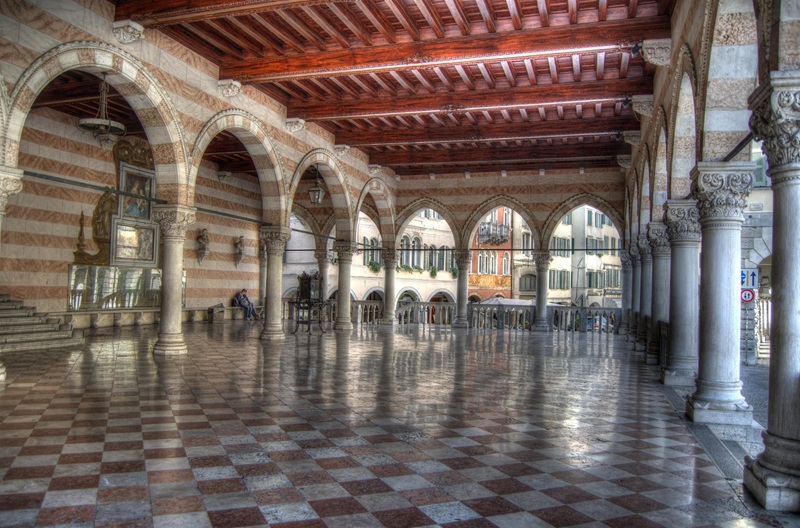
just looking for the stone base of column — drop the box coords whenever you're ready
[260,322,285,340]
[152,333,188,355]
[645,340,659,365]
[744,433,800,512]
[334,319,353,331]
[661,368,696,386]
[379,317,396,326]
[686,398,753,425]
[451,317,468,329]
[531,319,550,332]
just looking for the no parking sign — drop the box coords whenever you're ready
[741,289,755,303]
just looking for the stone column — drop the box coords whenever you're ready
[628,242,641,340]
[452,249,472,328]
[619,250,632,332]
[152,205,196,355]
[686,162,755,425]
[744,74,800,510]
[380,250,398,325]
[662,200,701,385]
[259,226,291,339]
[636,235,653,350]
[258,238,267,304]
[334,242,358,331]
[532,250,552,330]
[647,222,670,365]
[314,249,330,321]
[0,166,24,251]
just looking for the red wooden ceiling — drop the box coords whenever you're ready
[35,0,674,176]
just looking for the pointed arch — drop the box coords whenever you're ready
[462,195,540,248]
[288,149,354,242]
[355,177,396,248]
[650,109,669,223]
[639,150,652,227]
[542,193,624,245]
[191,109,287,225]
[395,197,461,249]
[3,41,188,197]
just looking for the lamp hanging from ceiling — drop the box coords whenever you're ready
[78,74,126,150]
[308,164,324,204]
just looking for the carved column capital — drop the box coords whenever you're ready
[453,249,472,268]
[314,249,329,263]
[333,145,350,156]
[749,72,800,171]
[152,205,196,238]
[333,242,359,262]
[637,235,651,258]
[0,166,24,211]
[616,155,632,170]
[628,241,640,262]
[632,94,654,120]
[691,162,755,221]
[260,226,291,253]
[623,131,641,147]
[380,249,398,267]
[532,250,553,271]
[285,118,305,132]
[112,20,144,44]
[665,199,701,242]
[217,79,242,97]
[647,222,670,256]
[620,250,632,269]
[642,38,672,67]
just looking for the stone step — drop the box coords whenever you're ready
[0,294,10,302]
[0,300,23,310]
[0,308,36,318]
[0,325,74,345]
[0,335,85,353]
[0,315,52,326]
[0,322,61,335]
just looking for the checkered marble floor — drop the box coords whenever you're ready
[0,323,790,527]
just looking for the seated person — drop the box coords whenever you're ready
[234,289,258,320]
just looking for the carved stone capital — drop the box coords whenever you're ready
[642,38,672,67]
[616,155,632,169]
[333,144,350,156]
[632,94,654,120]
[380,249,398,267]
[260,226,291,252]
[314,250,329,263]
[628,241,640,262]
[453,249,472,268]
[152,205,196,238]
[285,118,306,133]
[0,167,24,211]
[333,242,359,261]
[665,199,701,242]
[647,222,670,256]
[532,250,553,271]
[368,164,382,175]
[749,72,800,170]
[691,162,755,221]
[619,250,632,269]
[217,79,241,97]
[623,131,641,147]
[637,235,651,258]
[112,20,145,44]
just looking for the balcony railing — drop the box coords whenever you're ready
[477,221,510,245]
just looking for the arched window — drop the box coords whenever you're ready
[490,251,497,275]
[478,251,485,274]
[401,236,411,266]
[503,252,510,275]
[429,245,437,270]
[371,238,380,263]
[522,232,532,257]
[423,244,430,268]
[504,208,511,226]
[438,246,447,271]
[412,237,422,268]
[363,236,370,266]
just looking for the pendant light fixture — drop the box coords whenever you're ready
[308,164,324,204]
[78,74,126,150]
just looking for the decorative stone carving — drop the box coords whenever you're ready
[333,145,350,156]
[314,250,328,263]
[647,222,670,256]
[453,249,472,268]
[217,79,241,97]
[533,250,553,271]
[196,228,210,264]
[112,20,145,44]
[368,164,382,175]
[637,235,652,257]
[0,167,24,212]
[665,200,701,242]
[632,95,654,119]
[285,118,306,132]
[623,131,641,147]
[642,38,672,67]
[749,75,800,168]
[616,155,632,169]
[440,103,466,115]
[260,226,291,253]
[692,167,754,220]
[152,205,196,238]
[333,242,358,261]
[620,250,632,269]
[628,241,640,261]
[380,250,398,267]
[233,235,244,268]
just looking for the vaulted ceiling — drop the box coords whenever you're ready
[35,0,674,177]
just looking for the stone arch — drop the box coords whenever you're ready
[462,195,540,248]
[668,48,699,199]
[542,193,624,246]
[428,289,455,302]
[701,0,758,160]
[639,150,652,227]
[363,287,385,301]
[397,287,422,302]
[191,109,287,225]
[0,73,8,136]
[395,197,461,249]
[288,149,354,242]
[355,177,396,248]
[650,112,669,222]
[629,173,640,240]
[357,203,382,236]
[3,41,188,196]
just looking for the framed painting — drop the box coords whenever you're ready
[119,162,154,219]
[110,217,159,267]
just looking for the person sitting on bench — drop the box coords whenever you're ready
[234,289,258,320]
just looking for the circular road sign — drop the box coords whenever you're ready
[741,289,755,303]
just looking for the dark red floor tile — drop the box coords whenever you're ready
[464,496,522,516]
[97,486,149,503]
[207,507,266,528]
[36,505,96,525]
[4,465,55,479]
[100,460,145,474]
[608,494,668,513]
[480,477,534,495]
[198,478,247,494]
[341,478,393,496]
[0,492,44,511]
[542,485,600,504]
[252,488,304,505]
[309,497,366,517]
[152,496,205,515]
[373,507,435,528]
[530,505,595,527]
[48,474,100,490]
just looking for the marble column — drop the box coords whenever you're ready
[532,250,552,330]
[744,73,800,510]
[636,235,653,350]
[380,249,398,325]
[0,166,24,251]
[334,242,358,331]
[451,249,472,328]
[628,243,641,341]
[619,250,632,332]
[647,222,670,365]
[259,226,291,339]
[258,238,267,304]
[662,200,701,386]
[151,205,196,355]
[686,162,754,425]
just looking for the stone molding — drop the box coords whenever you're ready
[632,94,654,119]
[333,242,359,261]
[749,73,800,169]
[314,250,328,262]
[112,20,145,44]
[647,222,670,256]
[665,199,701,242]
[152,205,196,238]
[616,155,632,169]
[285,118,306,132]
[532,250,553,271]
[623,131,641,147]
[642,38,672,67]
[333,145,350,156]
[453,249,472,268]
[0,167,24,211]
[217,79,242,97]
[628,242,640,262]
[620,250,632,269]
[380,249,398,267]
[260,226,291,253]
[368,164,382,175]
[692,163,755,221]
[637,235,652,258]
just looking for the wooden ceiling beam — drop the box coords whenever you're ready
[226,16,285,56]
[388,158,621,175]
[302,6,350,48]
[384,0,421,41]
[251,13,306,53]
[413,0,445,38]
[537,0,550,27]
[273,10,327,51]
[506,0,523,30]
[599,0,608,21]
[596,51,605,80]
[182,22,245,59]
[290,78,651,120]
[567,0,578,24]
[219,17,669,81]
[444,0,471,35]
[354,0,397,43]
[326,2,373,46]
[433,67,455,91]
[474,0,496,32]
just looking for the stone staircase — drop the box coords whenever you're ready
[0,294,84,352]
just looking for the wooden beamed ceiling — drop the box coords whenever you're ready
[41,0,671,176]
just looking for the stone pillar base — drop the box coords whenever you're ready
[379,318,396,326]
[451,318,468,329]
[531,319,550,332]
[745,459,800,512]
[260,323,285,340]
[661,369,696,386]
[686,399,753,425]
[645,341,659,364]
[334,321,353,331]
[153,333,188,355]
